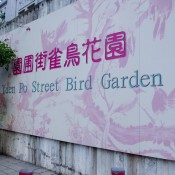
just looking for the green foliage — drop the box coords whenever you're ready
[0,13,5,20]
[0,41,16,70]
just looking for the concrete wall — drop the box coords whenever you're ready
[1,130,175,175]
[0,0,175,174]
[0,0,77,34]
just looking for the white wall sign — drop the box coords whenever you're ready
[0,0,175,161]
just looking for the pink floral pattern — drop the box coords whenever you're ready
[136,0,174,39]
[0,0,175,161]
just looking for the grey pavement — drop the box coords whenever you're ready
[0,155,57,175]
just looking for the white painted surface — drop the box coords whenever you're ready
[0,0,175,174]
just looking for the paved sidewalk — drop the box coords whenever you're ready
[0,155,58,175]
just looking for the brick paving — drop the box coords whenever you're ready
[0,155,57,175]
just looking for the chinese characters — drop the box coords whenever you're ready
[13,31,126,75]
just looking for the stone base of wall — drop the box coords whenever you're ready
[0,129,175,175]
